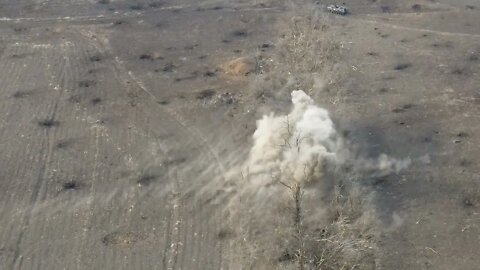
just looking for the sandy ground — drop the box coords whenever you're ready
[0,0,479,269]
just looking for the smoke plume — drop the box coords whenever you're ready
[246,90,341,186]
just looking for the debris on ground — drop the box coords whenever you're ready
[223,57,256,76]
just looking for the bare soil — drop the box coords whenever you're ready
[0,0,478,269]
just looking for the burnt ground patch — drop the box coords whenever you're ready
[196,89,216,100]
[155,62,175,73]
[163,157,187,167]
[12,26,28,33]
[203,70,217,77]
[113,20,127,26]
[184,44,199,50]
[174,73,198,82]
[139,54,153,60]
[88,68,103,74]
[68,94,82,104]
[411,4,422,12]
[216,228,233,240]
[149,2,164,8]
[129,4,143,10]
[393,63,412,70]
[431,41,453,49]
[381,75,396,80]
[137,174,158,186]
[459,158,472,167]
[379,87,389,93]
[377,32,390,38]
[392,104,414,113]
[90,54,103,62]
[62,180,81,191]
[155,21,166,28]
[260,43,274,49]
[12,90,32,99]
[55,138,76,149]
[396,120,407,126]
[380,6,391,13]
[78,80,96,88]
[451,67,468,75]
[231,30,248,38]
[38,118,59,128]
[278,249,296,262]
[91,97,102,105]
[463,197,474,207]
[102,231,144,246]
[11,53,34,59]
[455,131,469,140]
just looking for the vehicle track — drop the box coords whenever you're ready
[350,14,480,39]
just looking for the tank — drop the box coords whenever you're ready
[327,4,348,15]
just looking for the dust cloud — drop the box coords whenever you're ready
[223,90,412,268]
[246,90,341,186]
[239,89,410,191]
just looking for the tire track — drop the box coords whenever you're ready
[0,44,36,270]
[1,24,232,269]
[0,3,283,25]
[9,43,66,269]
[53,41,86,269]
[66,29,183,270]
[119,65,227,175]
[79,28,230,269]
[349,15,480,38]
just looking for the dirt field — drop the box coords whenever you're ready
[0,0,479,269]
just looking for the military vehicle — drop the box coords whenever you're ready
[327,4,348,15]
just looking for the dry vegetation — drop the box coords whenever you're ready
[249,6,346,108]
[223,7,378,270]
[227,140,377,269]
